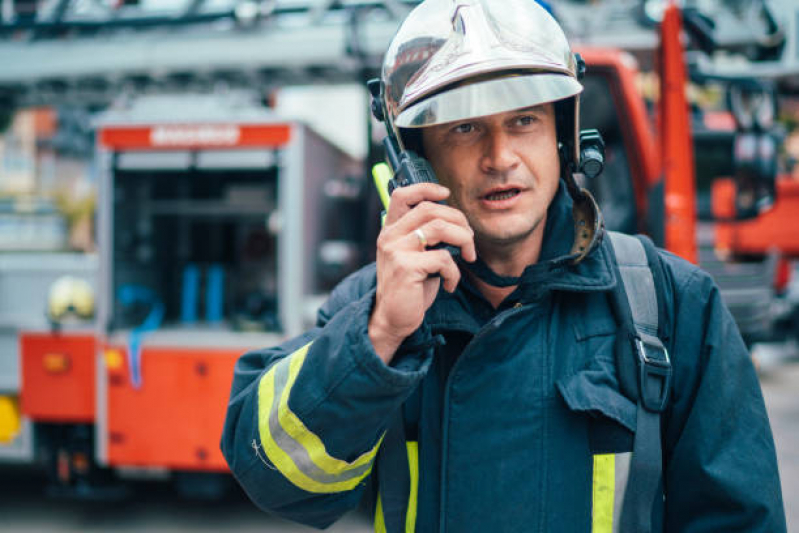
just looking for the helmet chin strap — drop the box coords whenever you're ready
[458,255,524,288]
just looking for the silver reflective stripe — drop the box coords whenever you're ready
[613,452,632,531]
[256,343,383,494]
[269,357,373,484]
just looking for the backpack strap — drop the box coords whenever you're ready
[606,231,672,533]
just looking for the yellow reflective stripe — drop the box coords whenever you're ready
[373,441,419,533]
[592,453,615,533]
[406,441,419,532]
[257,342,381,493]
[374,492,387,533]
[278,350,381,474]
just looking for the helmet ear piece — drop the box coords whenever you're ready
[578,129,605,180]
[574,53,587,81]
[559,128,606,201]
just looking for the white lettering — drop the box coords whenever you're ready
[150,125,241,147]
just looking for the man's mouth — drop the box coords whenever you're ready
[483,188,521,201]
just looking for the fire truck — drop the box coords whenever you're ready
[712,166,799,342]
[574,4,785,347]
[4,92,367,496]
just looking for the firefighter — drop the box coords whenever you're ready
[221,0,786,531]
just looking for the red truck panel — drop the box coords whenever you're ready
[104,345,239,472]
[575,46,661,229]
[20,332,96,422]
[714,178,799,258]
[99,123,291,150]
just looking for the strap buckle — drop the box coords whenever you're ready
[634,336,671,413]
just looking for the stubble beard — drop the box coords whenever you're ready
[470,210,547,260]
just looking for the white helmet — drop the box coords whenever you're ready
[48,276,95,321]
[379,0,584,166]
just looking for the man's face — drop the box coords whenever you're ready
[420,103,561,250]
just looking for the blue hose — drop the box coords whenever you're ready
[117,285,165,389]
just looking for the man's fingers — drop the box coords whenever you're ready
[405,220,476,263]
[390,199,471,236]
[414,249,461,292]
[385,183,450,225]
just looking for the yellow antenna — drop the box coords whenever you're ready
[372,162,392,211]
[372,162,393,226]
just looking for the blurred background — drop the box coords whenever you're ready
[0,0,798,531]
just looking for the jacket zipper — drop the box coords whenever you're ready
[438,303,528,533]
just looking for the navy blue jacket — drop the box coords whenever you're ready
[221,185,785,532]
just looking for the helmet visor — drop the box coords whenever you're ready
[395,72,582,128]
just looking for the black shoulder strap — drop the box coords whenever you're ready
[606,231,672,533]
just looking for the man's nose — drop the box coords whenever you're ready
[480,130,520,175]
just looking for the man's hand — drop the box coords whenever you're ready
[368,183,476,364]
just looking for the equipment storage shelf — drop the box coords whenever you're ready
[96,94,365,341]
[110,164,283,335]
[92,94,366,472]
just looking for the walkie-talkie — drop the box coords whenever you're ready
[367,78,440,195]
[367,78,459,259]
[382,135,440,195]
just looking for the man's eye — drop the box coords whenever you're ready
[516,115,537,126]
[453,123,475,134]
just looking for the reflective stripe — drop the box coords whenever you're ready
[592,452,632,533]
[612,452,631,528]
[270,358,375,483]
[374,493,387,533]
[257,342,382,493]
[373,441,420,533]
[406,441,419,532]
[593,454,615,533]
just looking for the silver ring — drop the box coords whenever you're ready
[414,228,428,249]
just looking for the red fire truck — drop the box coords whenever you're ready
[12,92,365,496]
[575,4,784,347]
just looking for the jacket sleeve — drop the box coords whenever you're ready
[220,265,434,529]
[661,258,786,532]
